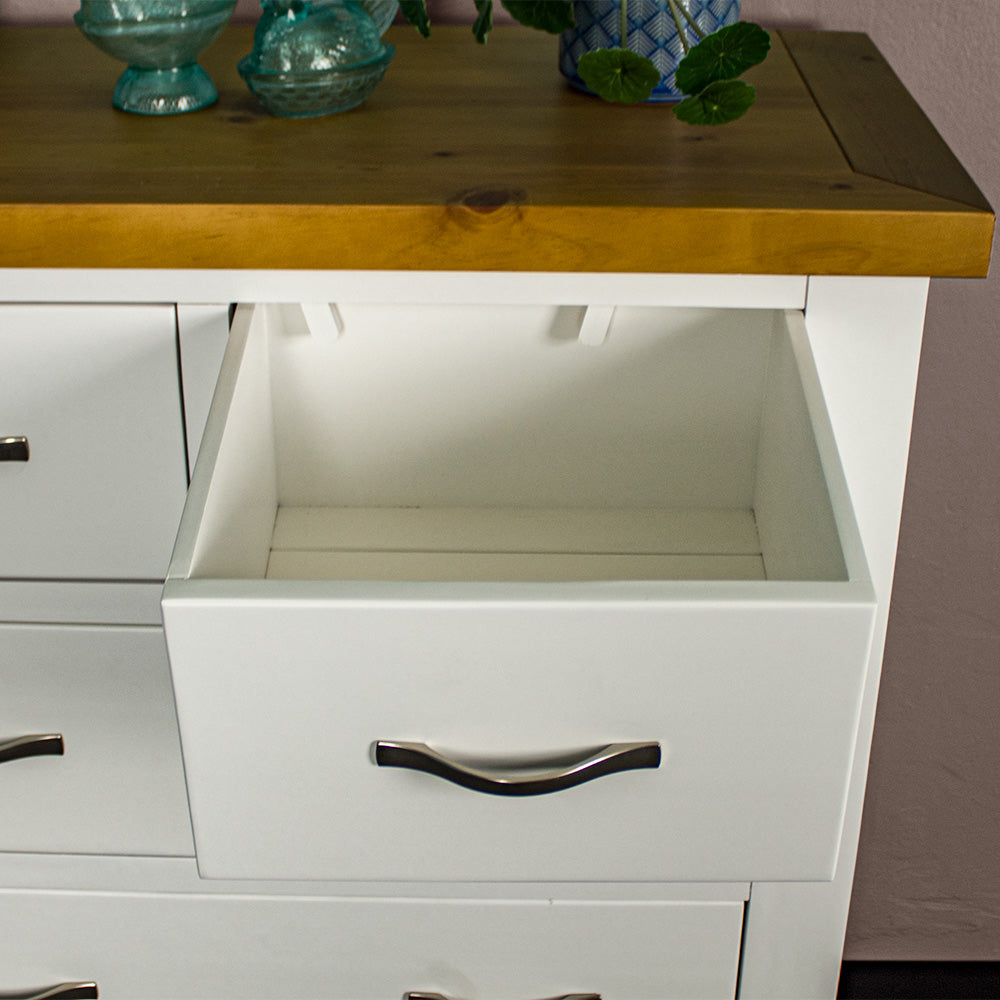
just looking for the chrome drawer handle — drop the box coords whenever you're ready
[0,733,65,765]
[405,994,600,1000]
[3,985,99,1000]
[374,741,659,797]
[0,436,29,462]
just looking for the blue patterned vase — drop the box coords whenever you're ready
[559,0,741,102]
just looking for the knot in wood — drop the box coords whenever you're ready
[451,186,527,215]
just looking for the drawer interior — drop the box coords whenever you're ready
[178,301,861,588]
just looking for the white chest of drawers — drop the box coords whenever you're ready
[0,23,993,1000]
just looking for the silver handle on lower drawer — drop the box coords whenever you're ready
[374,740,660,796]
[405,994,599,1000]
[4,985,98,1000]
[0,733,65,765]
[0,436,29,461]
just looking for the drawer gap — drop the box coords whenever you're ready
[265,505,766,582]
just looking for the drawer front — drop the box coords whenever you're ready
[0,625,194,856]
[164,594,873,883]
[0,889,743,1000]
[0,305,187,579]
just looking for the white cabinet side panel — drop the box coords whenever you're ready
[739,276,929,999]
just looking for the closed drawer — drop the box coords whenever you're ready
[0,305,187,579]
[0,888,744,999]
[0,625,194,856]
[163,301,875,883]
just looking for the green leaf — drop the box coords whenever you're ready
[674,78,756,125]
[674,22,771,95]
[501,0,575,34]
[398,0,430,37]
[577,48,660,104]
[472,0,493,42]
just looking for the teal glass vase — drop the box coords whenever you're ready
[238,1,396,118]
[74,1,237,114]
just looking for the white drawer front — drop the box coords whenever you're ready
[0,625,194,856]
[165,593,871,883]
[163,300,875,883]
[0,889,744,1000]
[0,305,187,579]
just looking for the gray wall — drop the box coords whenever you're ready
[741,0,1000,962]
[4,0,998,963]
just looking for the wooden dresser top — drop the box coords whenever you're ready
[0,25,992,275]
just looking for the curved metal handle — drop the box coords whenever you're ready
[0,436,29,461]
[3,985,98,1000]
[405,994,599,1000]
[374,740,659,796]
[0,733,64,765]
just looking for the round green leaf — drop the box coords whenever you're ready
[399,0,431,37]
[674,78,756,125]
[674,22,771,95]
[501,0,575,34]
[577,48,660,104]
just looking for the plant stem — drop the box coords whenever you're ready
[620,0,628,50]
[665,0,691,53]
[674,0,706,41]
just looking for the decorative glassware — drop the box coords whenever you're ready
[74,1,237,114]
[238,1,396,118]
[358,0,399,35]
[559,0,741,102]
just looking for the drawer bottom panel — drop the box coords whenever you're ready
[0,889,744,1000]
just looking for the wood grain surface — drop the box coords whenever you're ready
[0,25,992,274]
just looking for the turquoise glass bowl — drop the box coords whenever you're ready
[238,1,395,118]
[75,1,237,114]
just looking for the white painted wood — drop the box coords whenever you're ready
[266,549,767,582]
[0,852,749,901]
[176,304,230,475]
[282,301,346,341]
[270,506,762,555]
[0,889,744,1000]
[737,277,930,999]
[753,311,856,582]
[0,269,808,310]
[0,582,162,626]
[267,506,765,581]
[0,625,194,856]
[264,302,774,511]
[170,300,864,586]
[0,305,188,579]
[162,292,875,883]
[577,304,616,346]
[168,304,277,582]
[163,590,873,883]
[0,268,929,998]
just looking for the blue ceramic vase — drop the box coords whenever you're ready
[559,0,741,102]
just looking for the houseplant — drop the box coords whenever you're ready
[399,0,770,122]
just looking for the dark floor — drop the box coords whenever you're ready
[838,962,1000,999]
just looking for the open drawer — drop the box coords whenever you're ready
[163,300,875,883]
